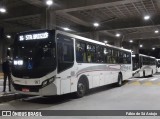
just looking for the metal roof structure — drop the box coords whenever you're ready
[1,0,160,49]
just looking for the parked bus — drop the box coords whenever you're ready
[156,59,160,72]
[132,54,156,77]
[11,30,132,97]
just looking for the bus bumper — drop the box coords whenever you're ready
[11,83,57,96]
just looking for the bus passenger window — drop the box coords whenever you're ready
[119,51,123,63]
[76,41,86,63]
[104,48,108,63]
[96,45,104,63]
[86,44,96,63]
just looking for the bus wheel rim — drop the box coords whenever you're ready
[78,83,85,96]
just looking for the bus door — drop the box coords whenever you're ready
[57,34,75,94]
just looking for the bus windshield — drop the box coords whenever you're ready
[12,31,56,78]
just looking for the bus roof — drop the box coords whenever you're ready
[16,29,131,53]
[56,30,131,53]
[139,54,156,59]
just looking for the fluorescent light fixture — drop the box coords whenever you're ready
[129,40,133,43]
[46,0,53,6]
[63,27,70,31]
[144,15,150,20]
[93,22,99,27]
[140,44,143,48]
[8,47,11,50]
[152,47,155,50]
[116,33,121,37]
[6,35,11,39]
[155,30,159,33]
[0,8,6,13]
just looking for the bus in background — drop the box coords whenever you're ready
[156,59,160,72]
[132,54,156,77]
[11,29,132,98]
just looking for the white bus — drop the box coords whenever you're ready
[132,54,156,77]
[156,59,160,72]
[11,30,132,97]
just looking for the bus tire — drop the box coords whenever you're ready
[117,73,123,87]
[75,77,89,98]
[151,70,153,77]
[143,71,145,77]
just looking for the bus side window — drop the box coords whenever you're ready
[86,44,96,63]
[76,41,87,63]
[126,53,131,64]
[112,49,118,64]
[104,47,108,63]
[119,51,123,64]
[96,45,104,63]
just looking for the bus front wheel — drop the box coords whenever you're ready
[75,79,88,98]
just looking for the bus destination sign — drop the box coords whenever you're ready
[19,32,49,41]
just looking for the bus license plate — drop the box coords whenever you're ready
[22,88,30,92]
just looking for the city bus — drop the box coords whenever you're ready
[11,29,132,97]
[156,59,160,72]
[132,54,156,77]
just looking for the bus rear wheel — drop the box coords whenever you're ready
[143,71,145,77]
[75,79,88,98]
[117,74,123,87]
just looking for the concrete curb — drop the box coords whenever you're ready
[0,93,28,103]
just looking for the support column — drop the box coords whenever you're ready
[132,44,139,54]
[40,8,56,30]
[40,9,47,29]
[48,11,56,30]
[0,28,6,64]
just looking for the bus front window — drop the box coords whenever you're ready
[12,38,56,78]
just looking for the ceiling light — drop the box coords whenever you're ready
[129,40,133,43]
[8,48,11,50]
[140,44,143,48]
[152,47,155,50]
[144,15,150,20]
[0,8,6,13]
[63,27,70,31]
[46,0,53,6]
[155,30,159,33]
[6,35,11,39]
[93,22,99,27]
[116,33,121,37]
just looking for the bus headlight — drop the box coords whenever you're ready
[49,77,55,83]
[14,60,23,65]
[42,76,55,88]
[42,80,48,87]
